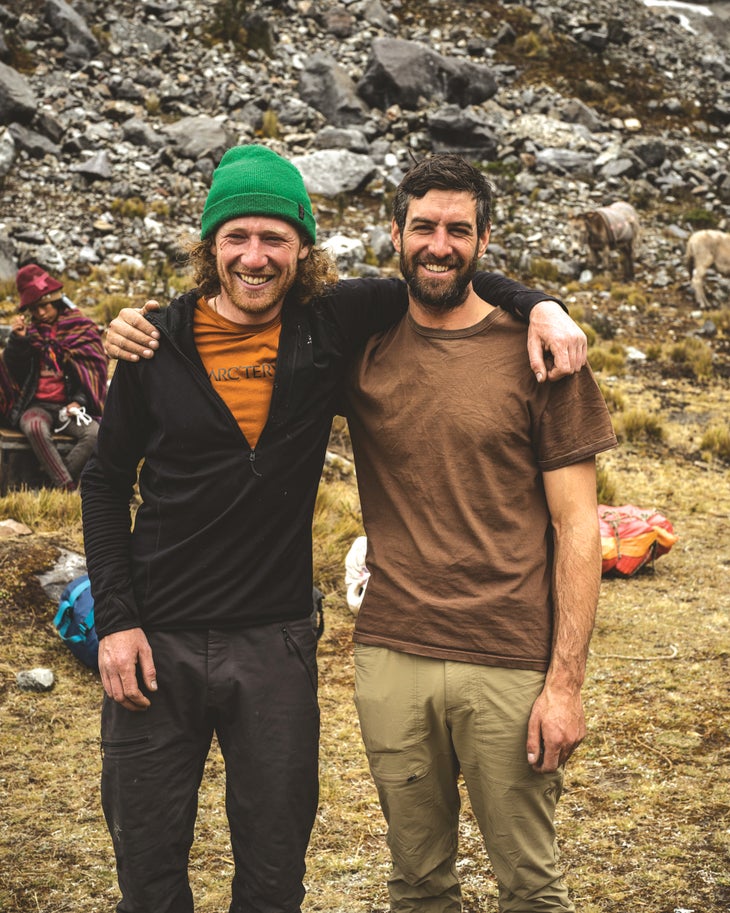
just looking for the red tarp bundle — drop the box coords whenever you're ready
[599,504,678,577]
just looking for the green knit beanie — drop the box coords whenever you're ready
[200,145,316,244]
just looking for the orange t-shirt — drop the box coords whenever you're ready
[194,298,281,448]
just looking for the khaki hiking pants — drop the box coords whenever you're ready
[354,646,574,913]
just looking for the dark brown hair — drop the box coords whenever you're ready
[392,153,493,236]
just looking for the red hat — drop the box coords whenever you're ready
[16,264,64,311]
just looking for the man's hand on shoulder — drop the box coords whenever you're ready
[528,300,587,383]
[105,300,161,362]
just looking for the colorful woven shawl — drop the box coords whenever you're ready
[1,310,107,421]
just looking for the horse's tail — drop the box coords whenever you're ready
[685,236,695,277]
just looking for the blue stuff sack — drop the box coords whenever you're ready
[53,574,98,671]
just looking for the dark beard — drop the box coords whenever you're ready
[400,249,478,314]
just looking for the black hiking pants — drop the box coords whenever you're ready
[100,620,320,913]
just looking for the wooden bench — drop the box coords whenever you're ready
[0,427,76,495]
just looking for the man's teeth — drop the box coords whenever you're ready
[241,274,269,285]
[423,264,450,273]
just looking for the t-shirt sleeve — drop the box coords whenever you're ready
[534,366,618,471]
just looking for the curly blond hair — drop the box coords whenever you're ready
[185,237,339,306]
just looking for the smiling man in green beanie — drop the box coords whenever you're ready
[83,144,588,913]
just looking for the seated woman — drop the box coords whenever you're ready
[2,264,107,490]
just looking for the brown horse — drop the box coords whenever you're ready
[572,201,641,281]
[686,229,730,308]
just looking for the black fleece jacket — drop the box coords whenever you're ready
[81,274,561,639]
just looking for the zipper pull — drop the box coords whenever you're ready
[249,450,262,478]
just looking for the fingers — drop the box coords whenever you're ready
[138,649,158,695]
[527,335,548,384]
[105,336,156,363]
[98,630,155,712]
[102,667,152,712]
[528,300,588,383]
[105,307,160,361]
[532,735,582,773]
[545,345,571,381]
[526,710,543,769]
[545,336,588,380]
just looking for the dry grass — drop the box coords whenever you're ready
[1,372,729,912]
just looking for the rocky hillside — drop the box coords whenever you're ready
[1,0,729,332]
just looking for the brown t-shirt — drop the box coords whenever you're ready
[347,308,617,671]
[194,298,281,449]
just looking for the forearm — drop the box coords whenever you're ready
[547,519,601,692]
[526,459,600,771]
[81,453,141,638]
[545,462,602,692]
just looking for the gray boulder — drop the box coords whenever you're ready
[8,123,60,159]
[0,232,16,282]
[313,125,371,153]
[70,150,113,180]
[0,125,14,177]
[357,38,497,111]
[322,234,367,270]
[162,115,231,162]
[557,98,604,133]
[534,148,596,177]
[626,137,671,169]
[352,0,393,30]
[108,18,173,55]
[122,117,168,151]
[46,0,100,60]
[291,150,378,197]
[427,106,499,158]
[299,54,368,127]
[0,62,37,126]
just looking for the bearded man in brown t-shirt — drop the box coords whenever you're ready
[348,154,617,913]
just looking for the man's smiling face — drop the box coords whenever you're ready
[393,189,490,314]
[213,215,311,325]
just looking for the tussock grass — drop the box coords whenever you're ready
[609,284,648,312]
[0,488,82,545]
[706,306,730,335]
[700,423,730,463]
[613,407,666,444]
[667,337,714,379]
[588,343,627,375]
[598,381,626,413]
[312,478,363,596]
[529,257,560,284]
[596,462,618,504]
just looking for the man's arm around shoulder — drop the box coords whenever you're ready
[471,272,587,382]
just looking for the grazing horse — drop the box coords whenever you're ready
[572,201,641,281]
[686,229,730,308]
